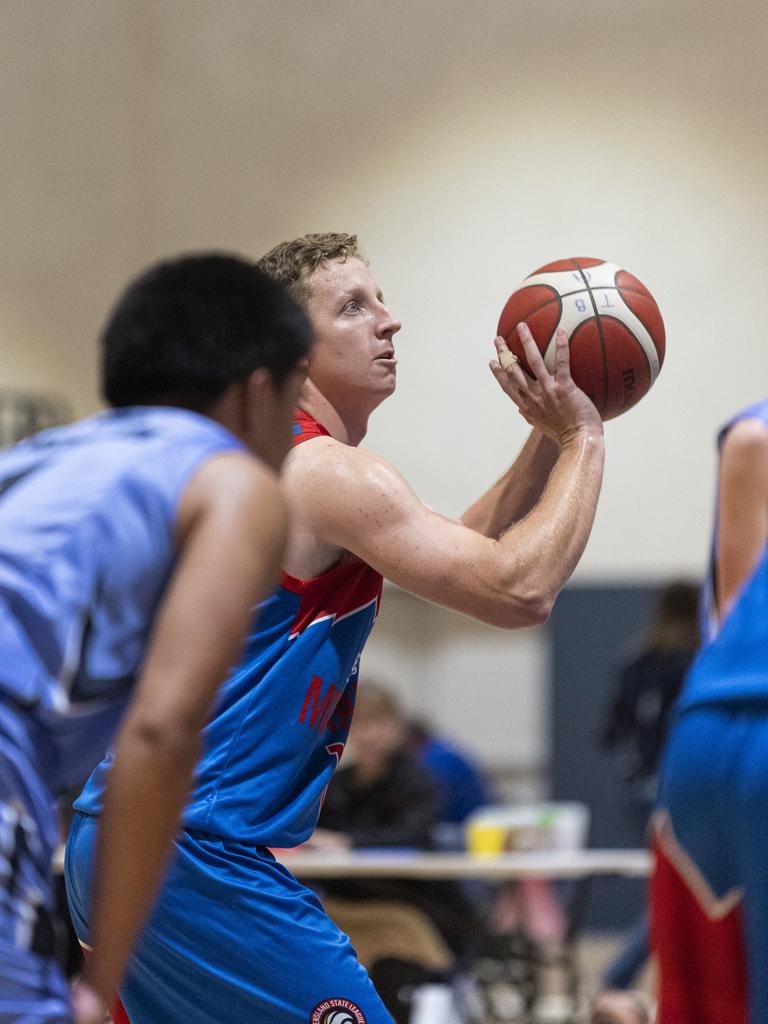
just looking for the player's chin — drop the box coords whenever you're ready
[373,370,397,395]
[367,378,396,410]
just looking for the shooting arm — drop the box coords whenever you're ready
[297,427,602,629]
[461,428,558,537]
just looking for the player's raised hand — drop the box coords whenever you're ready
[489,323,603,447]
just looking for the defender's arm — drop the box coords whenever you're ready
[86,453,287,1005]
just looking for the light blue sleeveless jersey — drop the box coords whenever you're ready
[0,406,244,791]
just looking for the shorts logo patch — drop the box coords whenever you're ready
[310,998,367,1024]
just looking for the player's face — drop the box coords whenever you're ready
[305,258,401,412]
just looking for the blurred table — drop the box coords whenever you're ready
[52,844,651,881]
[274,847,651,881]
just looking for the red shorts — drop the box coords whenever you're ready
[650,826,747,1024]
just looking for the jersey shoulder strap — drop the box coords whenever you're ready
[291,410,331,448]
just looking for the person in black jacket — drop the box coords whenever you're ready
[601,581,700,803]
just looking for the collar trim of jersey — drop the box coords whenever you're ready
[291,409,331,447]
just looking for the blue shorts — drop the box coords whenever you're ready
[66,812,393,1024]
[0,702,71,1024]
[656,704,768,1021]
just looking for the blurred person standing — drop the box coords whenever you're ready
[592,581,699,1024]
[601,581,700,807]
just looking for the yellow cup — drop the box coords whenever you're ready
[466,821,508,856]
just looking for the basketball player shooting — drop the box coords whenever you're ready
[66,234,605,1024]
[0,254,311,1024]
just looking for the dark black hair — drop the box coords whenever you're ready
[101,252,312,410]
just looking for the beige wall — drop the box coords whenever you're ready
[3,0,767,765]
[4,0,766,578]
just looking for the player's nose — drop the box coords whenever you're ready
[378,304,401,339]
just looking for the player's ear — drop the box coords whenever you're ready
[244,366,273,402]
[212,370,275,443]
[239,367,275,431]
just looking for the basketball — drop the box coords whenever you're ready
[497,257,666,420]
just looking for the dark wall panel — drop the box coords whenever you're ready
[549,583,657,931]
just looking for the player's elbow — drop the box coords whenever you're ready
[470,555,558,628]
[119,707,201,764]
[520,590,554,627]
[482,583,554,629]
[505,589,554,629]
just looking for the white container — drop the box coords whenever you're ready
[409,984,463,1024]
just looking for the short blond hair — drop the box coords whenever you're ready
[258,232,364,309]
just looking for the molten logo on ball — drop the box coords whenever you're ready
[310,998,367,1024]
[497,257,666,420]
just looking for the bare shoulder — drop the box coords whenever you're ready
[721,417,768,476]
[284,434,403,498]
[281,436,421,575]
[178,451,284,538]
[189,450,281,502]
[723,416,768,452]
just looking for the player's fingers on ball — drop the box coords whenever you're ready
[489,358,512,389]
[494,336,519,373]
[490,360,521,399]
[516,323,547,378]
[493,367,532,412]
[553,328,572,380]
[493,339,530,391]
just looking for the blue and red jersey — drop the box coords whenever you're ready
[75,411,383,847]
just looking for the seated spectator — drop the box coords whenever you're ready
[315,684,441,851]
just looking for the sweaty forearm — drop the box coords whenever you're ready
[495,428,604,617]
[461,429,558,537]
[85,715,201,1005]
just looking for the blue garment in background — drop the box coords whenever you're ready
[418,736,492,825]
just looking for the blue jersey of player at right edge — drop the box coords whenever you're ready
[75,411,384,848]
[676,397,768,712]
